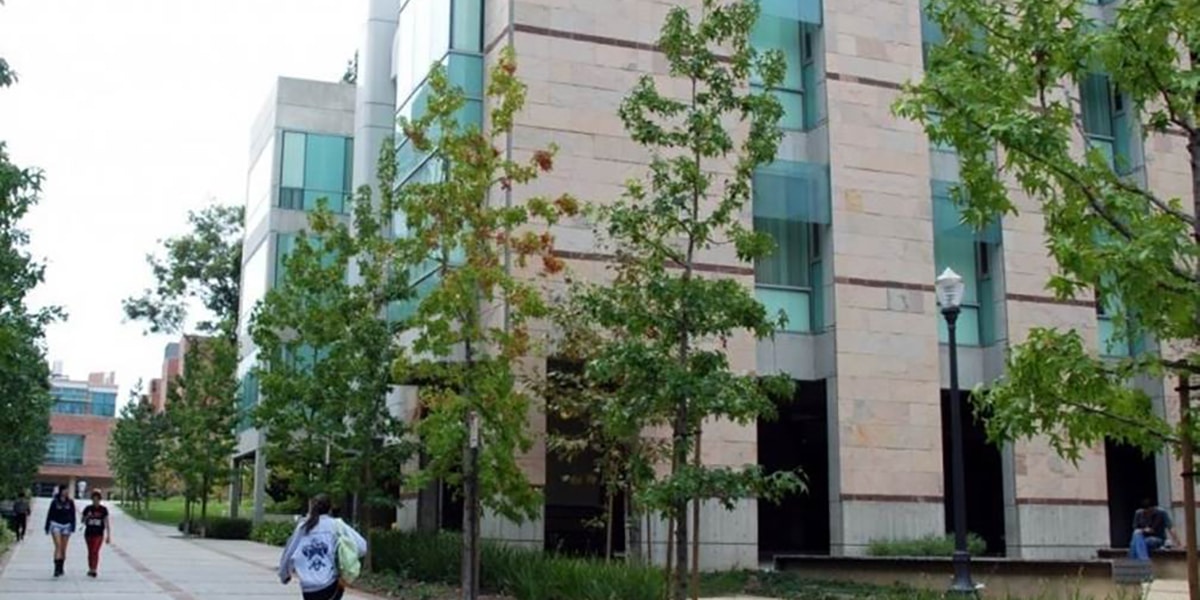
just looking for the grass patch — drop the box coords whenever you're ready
[125,497,254,528]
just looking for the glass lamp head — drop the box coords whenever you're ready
[935,267,965,310]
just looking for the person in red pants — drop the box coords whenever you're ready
[80,491,111,578]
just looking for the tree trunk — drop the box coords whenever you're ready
[671,415,690,600]
[462,408,481,600]
[201,473,210,528]
[1179,377,1198,600]
[1187,94,1200,600]
[605,487,615,561]
[626,486,642,564]
[690,429,701,600]
[364,454,374,572]
[664,515,676,600]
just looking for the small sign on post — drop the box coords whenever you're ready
[469,411,480,449]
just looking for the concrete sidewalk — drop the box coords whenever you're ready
[0,498,376,599]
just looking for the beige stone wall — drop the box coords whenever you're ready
[824,0,942,507]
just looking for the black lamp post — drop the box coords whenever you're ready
[936,267,977,596]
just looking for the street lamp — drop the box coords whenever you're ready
[935,268,978,596]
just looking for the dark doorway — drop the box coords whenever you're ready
[941,390,1006,556]
[543,360,626,557]
[440,479,464,532]
[758,379,830,556]
[1105,439,1158,548]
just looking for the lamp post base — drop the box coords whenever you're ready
[947,550,980,597]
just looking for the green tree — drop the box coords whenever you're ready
[161,336,238,532]
[571,2,802,598]
[109,383,164,513]
[0,40,61,498]
[251,147,413,546]
[894,0,1200,594]
[123,204,243,337]
[392,46,574,600]
[123,200,242,530]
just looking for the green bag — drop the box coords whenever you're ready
[334,520,362,584]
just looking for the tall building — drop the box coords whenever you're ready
[233,76,356,522]
[149,341,181,413]
[232,0,1189,568]
[36,370,118,497]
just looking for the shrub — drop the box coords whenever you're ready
[370,530,663,600]
[251,521,296,546]
[0,523,14,551]
[866,533,987,557]
[204,517,253,540]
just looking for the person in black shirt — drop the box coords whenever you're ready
[12,491,30,541]
[80,490,111,578]
[44,486,77,577]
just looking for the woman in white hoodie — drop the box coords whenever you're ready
[278,494,367,600]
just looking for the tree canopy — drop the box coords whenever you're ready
[123,204,243,338]
[251,148,413,523]
[0,43,61,498]
[569,2,804,597]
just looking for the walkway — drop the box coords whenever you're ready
[0,499,377,599]
[1148,578,1188,600]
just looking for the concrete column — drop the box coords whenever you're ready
[351,0,399,202]
[229,459,243,519]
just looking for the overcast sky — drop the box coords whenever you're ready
[0,0,364,404]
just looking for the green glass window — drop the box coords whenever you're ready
[1080,73,1133,172]
[451,0,482,52]
[274,233,297,287]
[236,353,259,433]
[759,0,822,25]
[281,132,306,189]
[932,180,999,346]
[751,15,817,130]
[920,0,945,66]
[1096,272,1133,356]
[396,53,483,182]
[278,131,353,213]
[753,160,830,332]
[934,237,986,346]
[45,434,84,466]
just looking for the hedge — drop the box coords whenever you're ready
[251,521,296,547]
[866,533,987,557]
[370,530,663,600]
[177,517,253,540]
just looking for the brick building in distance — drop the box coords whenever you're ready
[36,365,118,498]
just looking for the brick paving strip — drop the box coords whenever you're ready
[125,511,389,600]
[108,542,198,600]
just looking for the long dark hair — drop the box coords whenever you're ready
[303,494,332,534]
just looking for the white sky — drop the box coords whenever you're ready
[0,0,364,405]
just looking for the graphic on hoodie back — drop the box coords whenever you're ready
[300,537,332,572]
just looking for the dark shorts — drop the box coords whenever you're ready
[302,582,344,600]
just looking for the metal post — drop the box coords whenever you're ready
[944,306,977,595]
[324,440,332,487]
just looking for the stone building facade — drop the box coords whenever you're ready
[234,0,1191,568]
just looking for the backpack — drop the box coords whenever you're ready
[334,520,361,585]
